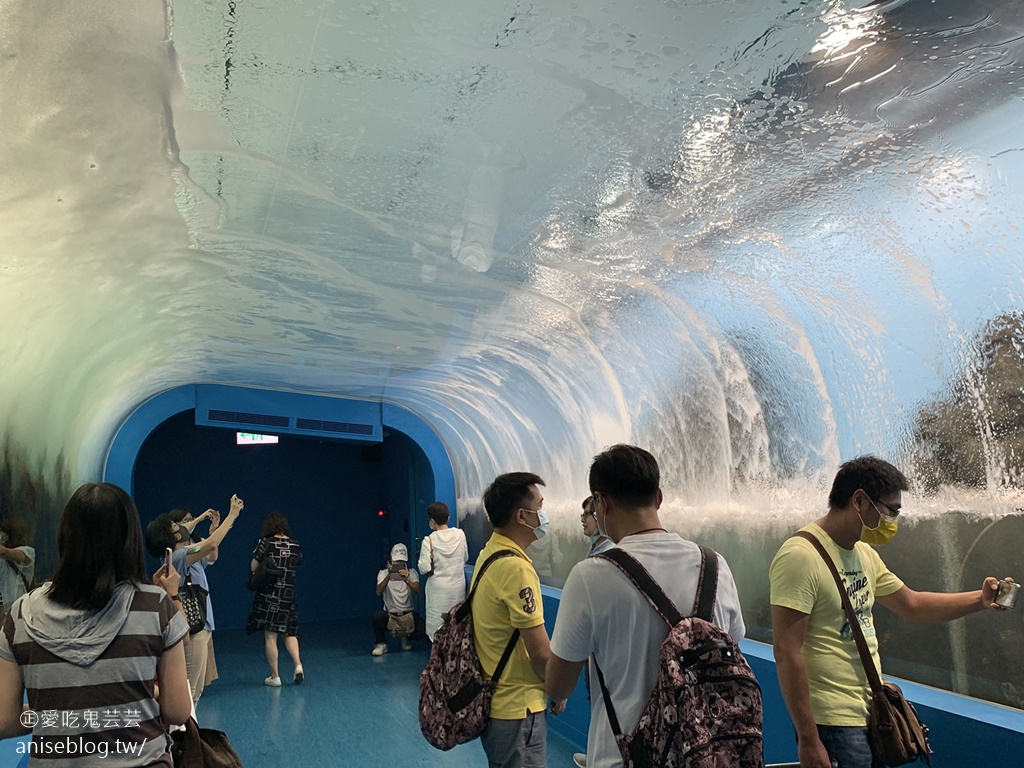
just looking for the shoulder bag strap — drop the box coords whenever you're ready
[460,549,524,684]
[692,545,719,621]
[6,560,30,593]
[793,531,884,695]
[595,548,684,626]
[591,547,708,737]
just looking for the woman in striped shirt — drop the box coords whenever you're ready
[0,482,192,766]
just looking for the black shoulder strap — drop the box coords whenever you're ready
[793,531,884,695]
[595,545,720,626]
[594,548,684,626]
[692,545,719,622]
[592,544,721,737]
[458,549,523,684]
[462,550,522,609]
[6,560,30,594]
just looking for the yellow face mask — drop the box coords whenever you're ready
[860,499,899,546]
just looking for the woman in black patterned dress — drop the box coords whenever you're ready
[246,512,304,686]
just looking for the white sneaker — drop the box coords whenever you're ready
[264,675,282,687]
[401,636,412,651]
[572,754,587,768]
[371,642,388,656]
[293,665,304,684]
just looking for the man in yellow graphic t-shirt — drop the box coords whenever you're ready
[471,472,567,767]
[770,456,1010,768]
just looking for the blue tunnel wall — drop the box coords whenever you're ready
[104,385,457,629]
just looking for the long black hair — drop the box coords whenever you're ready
[48,483,147,610]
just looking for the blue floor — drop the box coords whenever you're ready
[195,619,581,768]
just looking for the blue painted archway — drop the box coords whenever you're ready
[102,384,457,526]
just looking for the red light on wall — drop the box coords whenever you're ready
[377,509,386,517]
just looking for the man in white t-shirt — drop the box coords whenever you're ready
[546,444,746,768]
[371,543,425,655]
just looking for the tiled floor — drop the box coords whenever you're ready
[195,619,582,768]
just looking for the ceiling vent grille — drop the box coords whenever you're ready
[295,417,374,436]
[208,410,290,428]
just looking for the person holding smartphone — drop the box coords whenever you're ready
[371,543,425,656]
[0,483,192,764]
[145,494,244,705]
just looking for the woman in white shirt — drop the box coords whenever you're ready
[417,502,469,640]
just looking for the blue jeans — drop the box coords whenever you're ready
[816,725,883,768]
[480,710,547,768]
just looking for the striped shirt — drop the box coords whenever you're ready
[0,583,189,767]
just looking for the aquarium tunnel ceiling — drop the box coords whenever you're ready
[2,0,1024,506]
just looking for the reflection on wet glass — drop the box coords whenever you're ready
[1,0,1023,712]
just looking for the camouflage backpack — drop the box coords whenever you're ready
[593,547,763,768]
[419,550,522,750]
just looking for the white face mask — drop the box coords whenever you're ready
[522,508,550,540]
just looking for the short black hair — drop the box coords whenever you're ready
[828,456,910,508]
[48,483,147,610]
[427,502,450,526]
[262,512,290,538]
[144,513,178,558]
[482,472,545,529]
[589,444,660,508]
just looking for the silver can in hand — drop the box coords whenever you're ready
[995,580,1019,609]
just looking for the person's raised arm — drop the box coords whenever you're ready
[877,578,1009,623]
[153,562,190,647]
[185,495,242,568]
[376,568,390,597]
[400,567,421,595]
[771,604,832,768]
[202,510,222,564]
[181,510,212,535]
[0,546,30,567]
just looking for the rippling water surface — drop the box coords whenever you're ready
[2,0,1024,706]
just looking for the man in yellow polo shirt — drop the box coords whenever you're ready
[770,456,1009,768]
[472,471,566,767]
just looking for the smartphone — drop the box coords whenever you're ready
[165,547,173,573]
[389,560,407,580]
[996,579,1019,609]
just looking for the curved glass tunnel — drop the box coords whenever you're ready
[1,0,1024,712]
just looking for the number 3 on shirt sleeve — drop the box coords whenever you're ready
[519,587,536,614]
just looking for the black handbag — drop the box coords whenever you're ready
[178,575,208,635]
[246,558,284,592]
[172,717,243,768]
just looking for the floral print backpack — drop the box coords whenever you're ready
[419,550,522,751]
[593,547,764,768]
